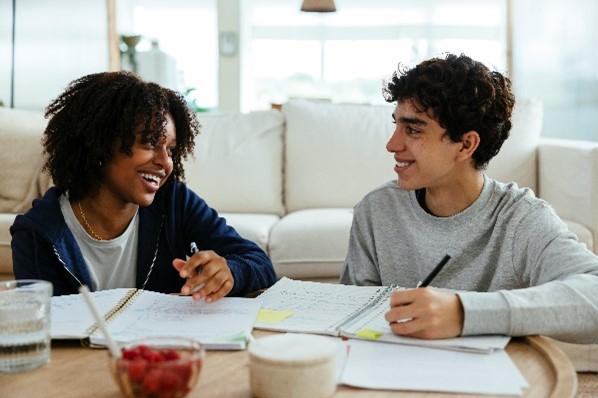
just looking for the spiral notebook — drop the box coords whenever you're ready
[254,278,510,354]
[51,288,260,350]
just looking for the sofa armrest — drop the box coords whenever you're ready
[538,138,598,253]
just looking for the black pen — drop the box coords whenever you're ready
[416,254,451,288]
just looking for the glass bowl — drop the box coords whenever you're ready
[109,337,205,398]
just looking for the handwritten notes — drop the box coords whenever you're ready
[255,277,388,335]
[51,289,260,350]
[91,292,260,349]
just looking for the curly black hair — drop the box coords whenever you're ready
[383,54,515,169]
[43,71,200,201]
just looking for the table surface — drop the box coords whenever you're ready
[0,334,577,398]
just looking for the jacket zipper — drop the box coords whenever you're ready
[52,245,84,287]
[141,215,164,290]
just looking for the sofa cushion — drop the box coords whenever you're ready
[283,100,396,212]
[0,213,16,277]
[284,99,543,212]
[0,108,49,213]
[220,213,279,253]
[486,99,542,193]
[269,209,353,278]
[183,110,285,215]
[564,220,594,252]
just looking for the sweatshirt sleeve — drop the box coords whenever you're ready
[340,201,382,286]
[458,205,598,343]
[181,186,277,296]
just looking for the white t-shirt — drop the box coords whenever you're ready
[59,194,138,290]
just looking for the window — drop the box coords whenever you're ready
[512,0,598,141]
[247,0,507,110]
[118,0,218,110]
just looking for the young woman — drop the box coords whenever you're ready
[11,71,277,300]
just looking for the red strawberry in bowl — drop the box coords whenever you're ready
[109,337,205,398]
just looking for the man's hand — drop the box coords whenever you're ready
[172,250,234,303]
[384,288,464,339]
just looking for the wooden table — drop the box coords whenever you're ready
[0,334,576,398]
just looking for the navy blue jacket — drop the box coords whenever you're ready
[10,182,277,296]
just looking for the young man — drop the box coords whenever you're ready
[340,54,598,343]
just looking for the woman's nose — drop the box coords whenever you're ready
[153,145,171,166]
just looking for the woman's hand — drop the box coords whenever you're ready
[172,250,234,303]
[384,288,464,339]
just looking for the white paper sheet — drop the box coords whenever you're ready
[341,339,528,396]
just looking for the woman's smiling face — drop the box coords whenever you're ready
[101,113,177,207]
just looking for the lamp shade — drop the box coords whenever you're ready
[301,0,336,12]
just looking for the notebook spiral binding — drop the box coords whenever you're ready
[84,288,142,337]
[330,285,395,331]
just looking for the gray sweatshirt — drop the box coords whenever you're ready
[340,177,598,344]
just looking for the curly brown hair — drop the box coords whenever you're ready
[43,71,200,201]
[383,53,515,169]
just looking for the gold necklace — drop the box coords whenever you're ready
[78,202,105,241]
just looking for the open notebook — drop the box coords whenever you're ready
[254,278,510,354]
[51,288,260,350]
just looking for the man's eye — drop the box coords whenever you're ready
[406,126,420,135]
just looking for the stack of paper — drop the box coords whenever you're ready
[340,339,528,396]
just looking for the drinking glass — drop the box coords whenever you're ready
[0,279,52,373]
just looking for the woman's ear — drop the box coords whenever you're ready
[457,130,480,161]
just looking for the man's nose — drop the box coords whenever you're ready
[386,128,404,153]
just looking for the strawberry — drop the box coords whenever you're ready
[142,368,162,393]
[159,370,181,392]
[143,349,164,363]
[127,358,147,383]
[175,363,192,384]
[161,349,181,361]
[122,348,139,360]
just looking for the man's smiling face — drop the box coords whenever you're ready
[386,99,464,191]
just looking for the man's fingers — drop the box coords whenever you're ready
[389,289,419,306]
[389,317,426,336]
[384,305,417,323]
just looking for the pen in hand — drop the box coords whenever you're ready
[392,254,452,325]
[185,241,204,295]
[416,254,451,288]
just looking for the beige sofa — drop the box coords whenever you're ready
[1,100,597,282]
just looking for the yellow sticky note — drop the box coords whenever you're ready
[257,309,294,324]
[355,328,383,340]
